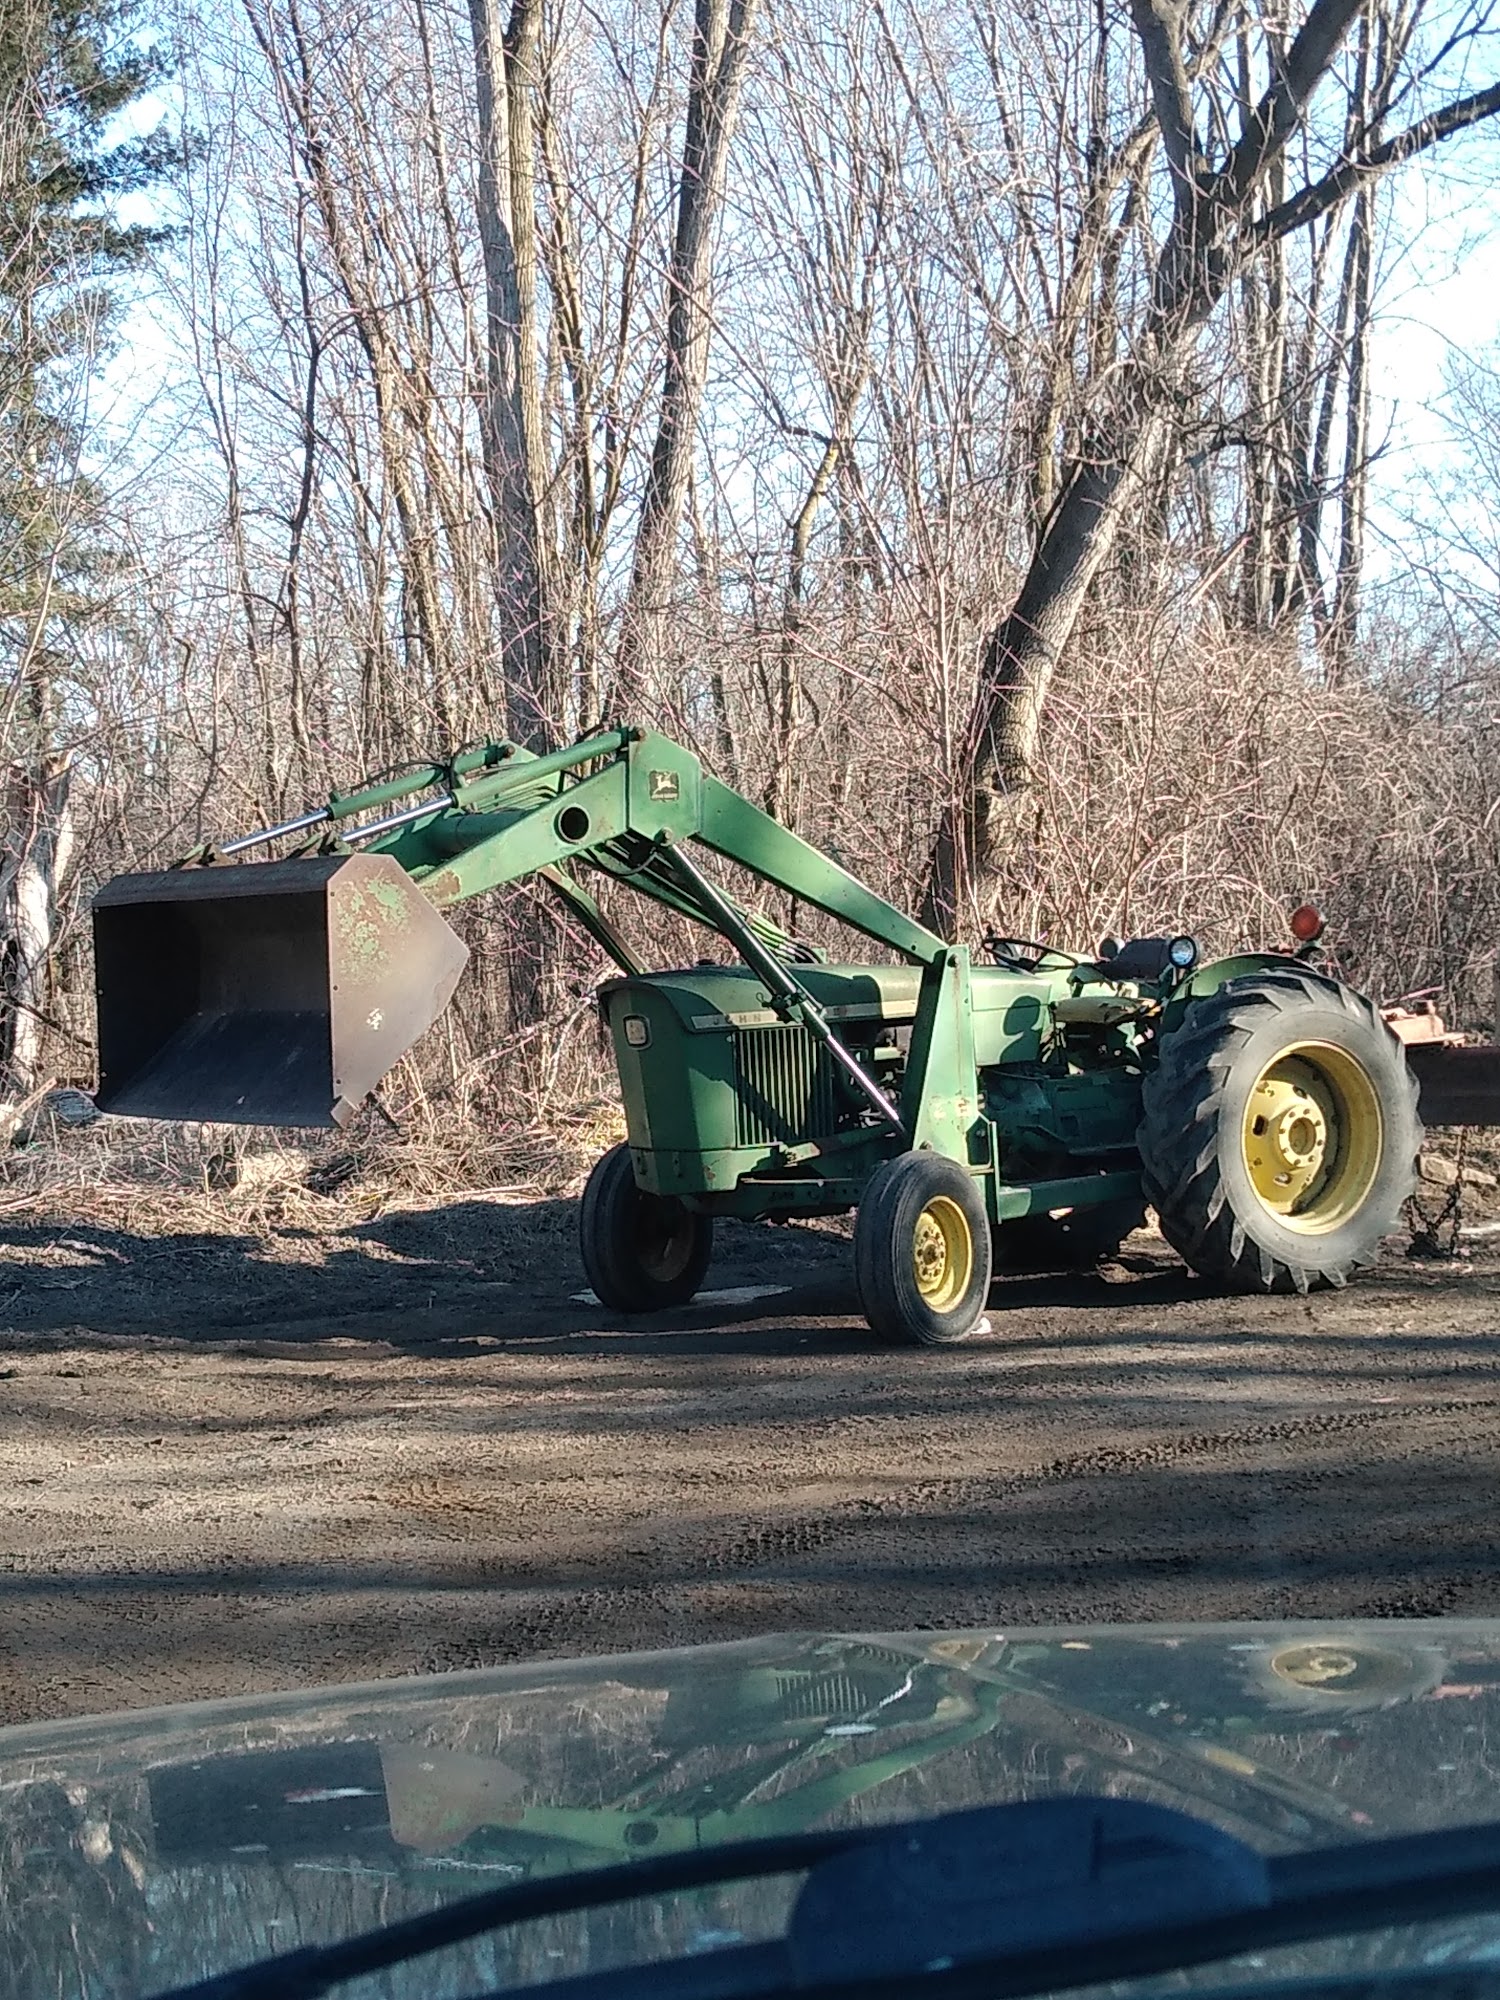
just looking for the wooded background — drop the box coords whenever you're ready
[5,0,1500,1123]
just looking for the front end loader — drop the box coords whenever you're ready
[87,725,1482,1344]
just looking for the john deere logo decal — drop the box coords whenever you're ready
[648,769,679,801]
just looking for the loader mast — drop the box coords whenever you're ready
[348,727,946,968]
[92,726,957,1131]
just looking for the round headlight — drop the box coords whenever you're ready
[1167,934,1198,971]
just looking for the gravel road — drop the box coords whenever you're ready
[3,1192,1499,1725]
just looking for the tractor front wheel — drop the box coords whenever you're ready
[1138,970,1419,1294]
[579,1143,713,1312]
[854,1152,993,1345]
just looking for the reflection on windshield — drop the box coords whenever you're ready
[6,1624,1500,1999]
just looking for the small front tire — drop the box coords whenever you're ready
[854,1152,993,1345]
[579,1143,713,1312]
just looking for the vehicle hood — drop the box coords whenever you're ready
[4,1619,1500,1998]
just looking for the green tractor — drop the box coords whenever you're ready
[91,726,1432,1345]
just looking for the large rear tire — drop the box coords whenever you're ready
[854,1152,992,1345]
[1139,970,1419,1295]
[579,1143,713,1312]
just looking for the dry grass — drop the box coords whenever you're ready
[0,979,628,1241]
[0,1090,626,1238]
[8,610,1498,1256]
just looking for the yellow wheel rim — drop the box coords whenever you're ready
[912,1196,973,1309]
[1240,1041,1382,1234]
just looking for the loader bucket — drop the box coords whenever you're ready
[92,853,469,1127]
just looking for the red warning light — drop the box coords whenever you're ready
[1290,903,1325,943]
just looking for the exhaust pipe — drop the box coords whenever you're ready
[92,854,468,1127]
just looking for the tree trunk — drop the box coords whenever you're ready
[468,0,567,1035]
[768,438,838,828]
[922,392,1180,936]
[1,755,73,1104]
[468,0,552,749]
[1328,178,1372,683]
[615,0,757,707]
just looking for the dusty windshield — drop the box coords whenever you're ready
[8,1626,1500,1997]
[2,0,1500,1993]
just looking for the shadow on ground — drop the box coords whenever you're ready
[1,1190,1495,1362]
[0,1195,884,1354]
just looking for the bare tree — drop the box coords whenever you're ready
[923,0,1500,935]
[469,0,554,745]
[0,752,72,1108]
[615,0,759,704]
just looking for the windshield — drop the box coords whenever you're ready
[9,1626,1500,1997]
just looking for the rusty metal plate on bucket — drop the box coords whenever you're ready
[92,854,469,1127]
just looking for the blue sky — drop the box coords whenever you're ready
[1365,139,1500,576]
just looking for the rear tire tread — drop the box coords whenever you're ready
[1139,971,1419,1295]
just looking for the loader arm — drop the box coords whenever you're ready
[364,729,946,1136]
[364,728,945,967]
[91,726,953,1129]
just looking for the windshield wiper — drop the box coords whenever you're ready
[154,1827,854,2000]
[152,1798,1500,2000]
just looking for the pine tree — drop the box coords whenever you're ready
[1,0,166,711]
[0,0,167,1100]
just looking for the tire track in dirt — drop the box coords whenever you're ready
[705,1398,1492,1569]
[491,1395,1500,1660]
[6,1206,1500,1715]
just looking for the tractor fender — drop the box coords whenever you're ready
[1158,951,1308,1036]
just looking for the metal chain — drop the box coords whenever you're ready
[1405,1128,1469,1259]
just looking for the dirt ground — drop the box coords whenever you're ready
[3,1156,1500,1728]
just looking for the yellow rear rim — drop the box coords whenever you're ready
[912,1196,973,1310]
[1240,1040,1382,1234]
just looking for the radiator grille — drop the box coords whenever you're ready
[733,1025,837,1147]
